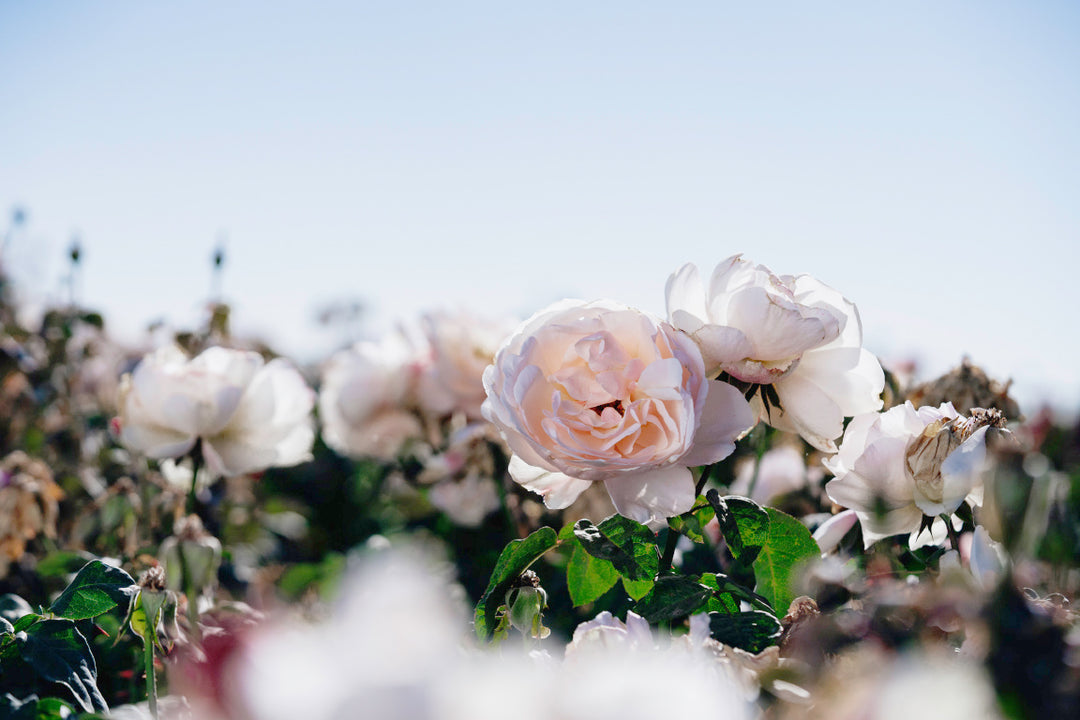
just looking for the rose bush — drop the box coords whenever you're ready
[482,299,754,528]
[666,255,884,452]
[117,345,314,477]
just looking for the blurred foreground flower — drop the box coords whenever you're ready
[482,299,754,529]
[319,334,424,461]
[824,402,1007,547]
[116,346,314,477]
[666,256,884,451]
[173,548,753,720]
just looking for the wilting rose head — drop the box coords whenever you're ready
[666,255,884,452]
[823,401,1001,548]
[482,299,753,528]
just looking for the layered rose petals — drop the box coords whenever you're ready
[482,299,754,529]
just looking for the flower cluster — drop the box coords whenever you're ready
[482,256,885,529]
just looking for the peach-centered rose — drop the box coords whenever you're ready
[482,299,753,529]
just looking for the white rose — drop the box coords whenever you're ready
[117,345,314,478]
[823,401,1000,548]
[666,255,884,452]
[482,299,754,529]
[318,334,424,461]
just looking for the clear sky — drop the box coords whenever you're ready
[2,1,1078,415]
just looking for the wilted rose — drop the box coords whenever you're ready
[482,299,754,529]
[823,402,1003,547]
[666,256,884,452]
[117,346,315,478]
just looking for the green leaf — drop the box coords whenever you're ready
[752,508,820,615]
[17,620,106,713]
[13,613,42,633]
[474,527,558,641]
[698,574,739,615]
[33,697,75,719]
[35,552,97,579]
[707,491,770,564]
[574,516,658,582]
[566,544,619,607]
[48,561,138,621]
[707,610,782,653]
[667,498,715,543]
[633,576,713,623]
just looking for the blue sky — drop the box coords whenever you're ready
[2,1,1078,414]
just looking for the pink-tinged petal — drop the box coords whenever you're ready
[508,455,592,509]
[687,325,754,376]
[603,466,695,530]
[636,357,685,401]
[813,510,858,554]
[724,287,837,362]
[665,264,709,325]
[681,380,755,467]
[789,274,861,349]
[771,373,845,453]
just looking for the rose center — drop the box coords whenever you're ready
[591,399,625,416]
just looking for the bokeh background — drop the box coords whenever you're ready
[2,1,1077,414]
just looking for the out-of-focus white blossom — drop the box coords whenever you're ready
[941,525,1008,591]
[565,610,654,656]
[729,444,815,504]
[824,402,1001,548]
[416,310,515,421]
[117,346,314,478]
[427,472,501,527]
[192,549,753,720]
[812,509,858,554]
[666,256,884,452]
[795,647,1002,720]
[483,299,754,529]
[319,334,424,461]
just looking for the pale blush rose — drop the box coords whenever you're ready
[117,346,315,478]
[319,335,424,461]
[666,256,885,452]
[416,310,516,421]
[482,299,754,530]
[823,401,993,548]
